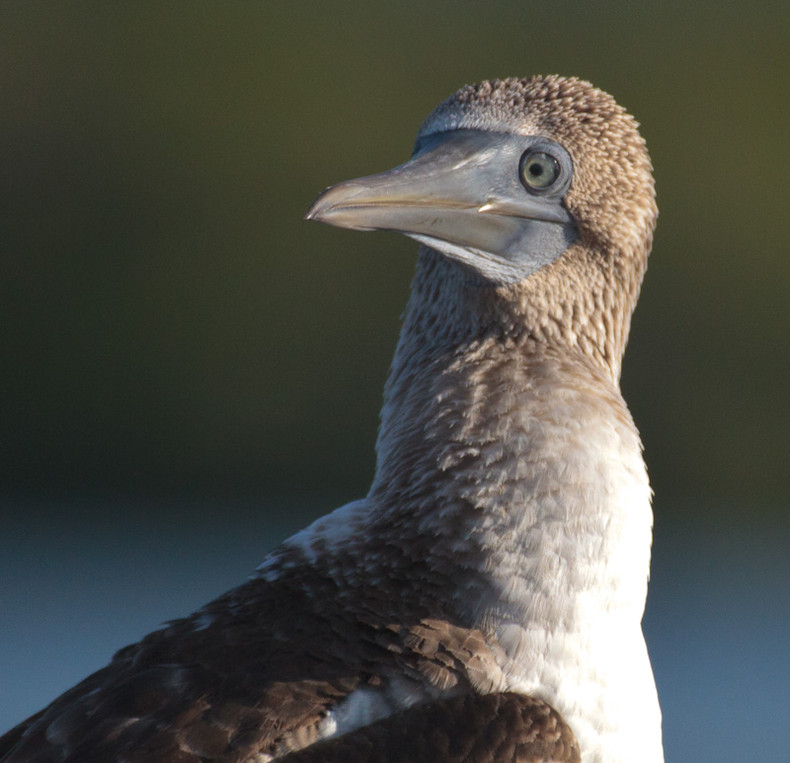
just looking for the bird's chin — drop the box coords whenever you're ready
[407,216,577,286]
[408,236,533,285]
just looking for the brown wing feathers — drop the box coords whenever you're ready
[1,566,578,761]
[281,693,581,763]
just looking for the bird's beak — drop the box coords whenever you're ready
[305,129,577,283]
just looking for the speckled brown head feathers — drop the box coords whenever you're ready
[421,76,657,256]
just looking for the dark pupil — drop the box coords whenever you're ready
[528,162,543,178]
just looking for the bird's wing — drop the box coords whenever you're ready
[280,692,581,763]
[0,561,554,762]
[0,568,360,761]
[1,690,579,763]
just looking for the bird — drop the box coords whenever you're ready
[0,75,662,762]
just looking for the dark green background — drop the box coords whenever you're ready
[1,2,788,760]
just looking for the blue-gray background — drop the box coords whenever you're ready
[1,3,788,760]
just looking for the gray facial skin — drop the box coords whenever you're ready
[306,129,578,285]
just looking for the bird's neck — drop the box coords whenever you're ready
[368,249,660,761]
[371,246,647,537]
[371,247,653,615]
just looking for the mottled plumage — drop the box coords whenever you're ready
[0,75,661,762]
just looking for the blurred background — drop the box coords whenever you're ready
[1,2,788,759]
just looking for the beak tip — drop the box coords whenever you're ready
[304,186,339,223]
[305,202,330,225]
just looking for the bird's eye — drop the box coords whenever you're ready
[519,150,561,192]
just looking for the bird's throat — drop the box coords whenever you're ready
[370,248,653,628]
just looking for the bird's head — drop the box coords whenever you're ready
[306,76,656,288]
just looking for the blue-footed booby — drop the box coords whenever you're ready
[0,75,662,762]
